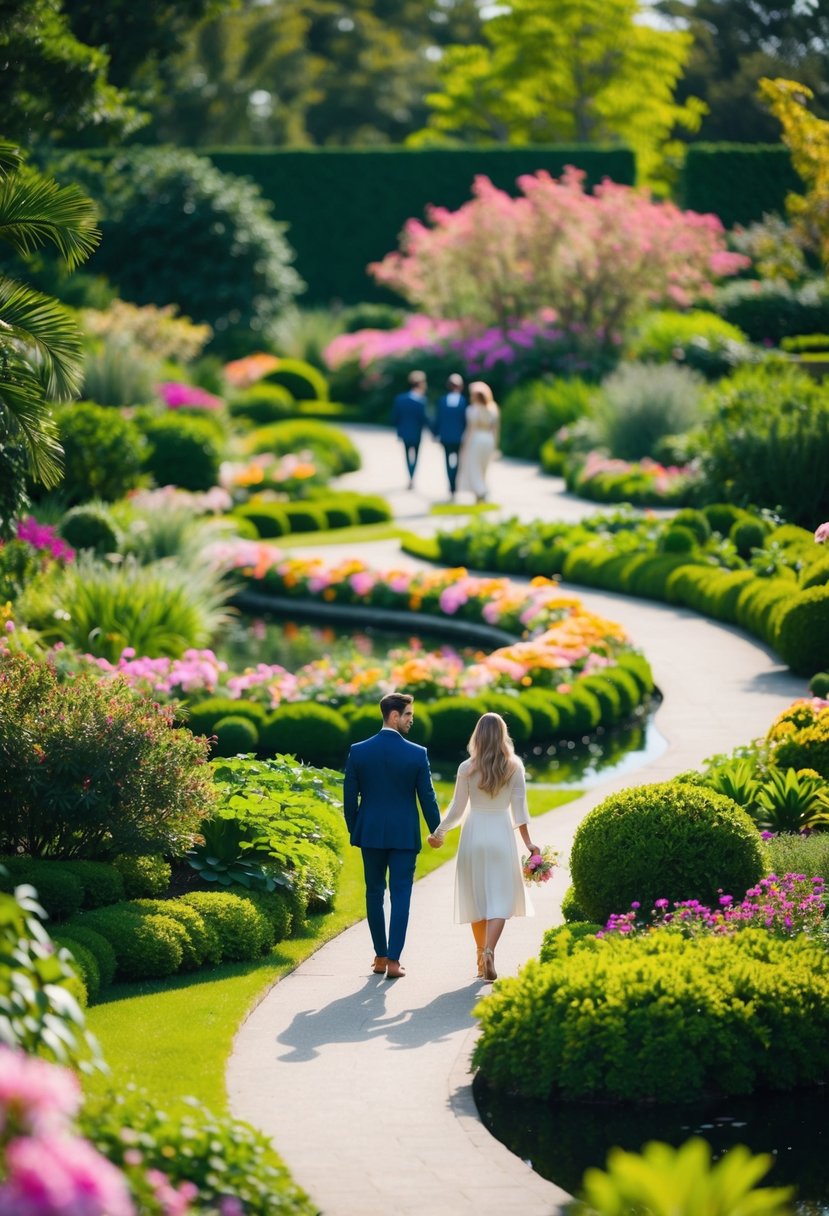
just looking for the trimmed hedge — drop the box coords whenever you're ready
[570,780,765,924]
[75,904,188,980]
[473,928,829,1103]
[680,143,799,227]
[207,146,636,305]
[180,890,273,960]
[259,703,349,768]
[111,853,171,899]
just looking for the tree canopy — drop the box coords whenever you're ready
[412,0,704,189]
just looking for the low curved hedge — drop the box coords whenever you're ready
[473,928,829,1103]
[180,890,273,961]
[259,703,349,769]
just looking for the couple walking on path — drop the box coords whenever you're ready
[392,371,500,502]
[343,691,540,983]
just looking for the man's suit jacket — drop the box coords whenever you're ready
[432,392,468,445]
[391,391,429,444]
[343,729,440,851]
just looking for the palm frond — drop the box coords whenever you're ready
[0,361,64,489]
[0,168,100,269]
[0,142,23,178]
[0,275,85,399]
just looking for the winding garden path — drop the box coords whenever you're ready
[227,425,804,1215]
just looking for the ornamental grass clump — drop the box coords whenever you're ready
[472,928,829,1103]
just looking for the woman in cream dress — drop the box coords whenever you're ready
[458,380,499,503]
[428,713,539,982]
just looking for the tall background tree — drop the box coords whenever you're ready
[141,0,486,147]
[410,0,704,190]
[655,0,829,142]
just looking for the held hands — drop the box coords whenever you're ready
[427,833,444,849]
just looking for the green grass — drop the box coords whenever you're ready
[429,501,499,517]
[83,781,580,1112]
[276,521,406,548]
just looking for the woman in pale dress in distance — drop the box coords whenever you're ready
[427,713,540,982]
[458,380,499,503]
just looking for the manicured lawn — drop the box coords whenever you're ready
[429,501,499,516]
[275,521,406,548]
[84,782,579,1111]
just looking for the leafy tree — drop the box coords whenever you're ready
[0,0,140,146]
[144,0,486,147]
[655,0,829,142]
[413,0,704,189]
[0,141,99,492]
[758,77,829,269]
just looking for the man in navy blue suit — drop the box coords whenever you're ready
[432,372,468,499]
[391,370,429,490]
[343,691,441,978]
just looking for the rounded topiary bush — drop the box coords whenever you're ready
[260,703,349,768]
[228,383,295,426]
[180,891,272,961]
[1,863,84,922]
[560,885,591,924]
[212,715,259,757]
[575,675,623,726]
[569,781,765,924]
[282,503,327,534]
[473,929,829,1104]
[730,518,769,559]
[475,695,533,745]
[54,937,101,1002]
[810,671,829,698]
[233,503,290,539]
[561,685,602,734]
[702,503,747,537]
[111,854,171,899]
[659,525,697,555]
[56,860,125,909]
[77,905,186,980]
[775,586,829,676]
[428,698,485,758]
[242,889,293,944]
[516,690,561,743]
[615,652,655,696]
[351,495,392,525]
[320,500,359,530]
[58,504,122,555]
[141,414,222,492]
[597,666,642,717]
[671,508,711,545]
[133,898,221,969]
[53,402,146,504]
[54,922,117,986]
[185,698,267,738]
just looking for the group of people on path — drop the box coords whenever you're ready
[391,371,501,502]
[343,693,540,983]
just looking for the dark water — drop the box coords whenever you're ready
[523,711,666,787]
[217,616,453,669]
[474,1075,829,1212]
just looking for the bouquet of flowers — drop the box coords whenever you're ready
[522,845,560,885]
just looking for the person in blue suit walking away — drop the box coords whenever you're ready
[391,370,429,489]
[343,691,441,979]
[432,372,468,500]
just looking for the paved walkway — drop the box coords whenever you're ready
[228,425,805,1215]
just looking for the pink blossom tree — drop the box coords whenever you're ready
[370,168,748,347]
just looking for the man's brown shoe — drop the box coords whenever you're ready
[385,960,406,979]
[372,956,389,974]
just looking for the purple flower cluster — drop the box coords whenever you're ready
[15,517,74,563]
[600,873,826,940]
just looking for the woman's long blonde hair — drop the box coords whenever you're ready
[467,712,516,795]
[468,380,498,411]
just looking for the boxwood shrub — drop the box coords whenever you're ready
[52,922,117,987]
[559,886,591,924]
[242,889,293,943]
[473,929,829,1103]
[228,382,295,426]
[475,694,533,745]
[75,904,187,980]
[180,890,273,961]
[575,675,623,725]
[427,697,486,758]
[53,935,101,1002]
[775,585,829,676]
[569,781,765,924]
[0,860,84,922]
[346,703,433,746]
[213,715,259,757]
[58,504,122,555]
[111,853,171,899]
[282,503,327,533]
[234,502,291,539]
[140,414,222,492]
[185,697,268,737]
[259,703,349,768]
[516,690,561,743]
[133,898,221,969]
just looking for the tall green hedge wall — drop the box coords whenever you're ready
[680,143,801,228]
[205,145,635,305]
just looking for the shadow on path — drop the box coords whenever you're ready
[276,977,480,1062]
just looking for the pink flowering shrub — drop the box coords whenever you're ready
[15,517,74,563]
[570,451,700,507]
[156,382,224,411]
[0,1048,135,1216]
[369,168,748,342]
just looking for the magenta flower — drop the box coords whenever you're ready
[156,381,223,411]
[815,521,829,544]
[0,1134,135,1216]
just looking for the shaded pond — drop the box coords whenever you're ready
[474,1076,829,1212]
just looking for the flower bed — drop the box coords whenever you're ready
[567,451,700,507]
